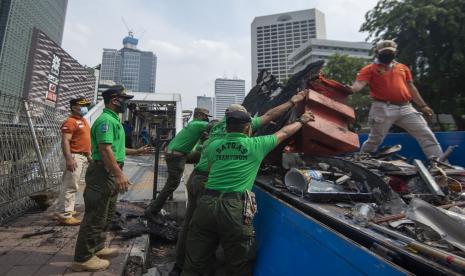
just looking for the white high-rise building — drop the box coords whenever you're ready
[251,9,326,84]
[288,39,372,74]
[214,78,245,119]
[197,95,213,114]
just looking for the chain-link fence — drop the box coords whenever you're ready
[153,128,176,199]
[0,93,68,224]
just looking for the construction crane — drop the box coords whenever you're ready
[121,17,134,37]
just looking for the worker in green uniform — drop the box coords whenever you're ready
[171,91,309,276]
[145,107,212,223]
[181,108,315,276]
[72,85,151,272]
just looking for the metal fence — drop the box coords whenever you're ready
[152,127,176,199]
[0,93,68,224]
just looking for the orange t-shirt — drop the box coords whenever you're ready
[61,115,91,153]
[356,62,413,102]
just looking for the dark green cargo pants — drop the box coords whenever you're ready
[74,162,118,262]
[174,170,209,270]
[147,153,186,215]
[182,192,256,276]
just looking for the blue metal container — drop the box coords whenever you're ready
[359,131,465,166]
[253,186,408,275]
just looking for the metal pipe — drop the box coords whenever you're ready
[369,223,465,271]
[23,100,49,189]
[152,128,161,200]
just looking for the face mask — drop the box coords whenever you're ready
[378,52,396,64]
[79,106,88,116]
[115,98,129,113]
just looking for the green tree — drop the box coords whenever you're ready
[322,54,371,131]
[361,0,465,129]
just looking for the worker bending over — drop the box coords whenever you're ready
[145,108,212,222]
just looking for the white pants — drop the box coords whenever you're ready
[361,102,443,159]
[56,153,88,217]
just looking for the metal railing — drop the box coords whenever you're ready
[153,127,176,199]
[0,93,68,224]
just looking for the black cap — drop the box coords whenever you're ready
[226,111,251,124]
[102,85,134,100]
[69,97,91,106]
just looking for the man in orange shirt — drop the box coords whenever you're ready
[54,97,92,226]
[351,40,443,159]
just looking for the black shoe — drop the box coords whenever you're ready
[169,265,182,276]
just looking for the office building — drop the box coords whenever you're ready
[100,32,157,93]
[288,38,372,74]
[251,9,326,84]
[197,95,213,114]
[214,78,245,119]
[96,80,116,103]
[0,0,68,98]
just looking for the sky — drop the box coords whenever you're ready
[62,0,379,110]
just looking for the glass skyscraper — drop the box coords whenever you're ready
[0,0,68,97]
[100,33,157,93]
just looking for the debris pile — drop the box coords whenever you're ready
[109,203,180,241]
[276,151,465,271]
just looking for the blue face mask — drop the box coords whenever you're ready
[79,106,89,116]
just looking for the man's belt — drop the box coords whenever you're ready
[373,99,410,106]
[72,152,89,156]
[204,189,244,199]
[94,160,124,169]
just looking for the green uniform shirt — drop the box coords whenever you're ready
[91,108,126,162]
[205,133,277,192]
[194,117,261,172]
[167,119,208,154]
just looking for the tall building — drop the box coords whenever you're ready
[0,0,68,97]
[251,9,326,84]
[288,39,372,74]
[100,32,157,93]
[197,95,213,114]
[214,78,245,119]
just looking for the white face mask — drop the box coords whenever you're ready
[79,106,89,116]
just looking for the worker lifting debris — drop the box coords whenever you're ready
[244,58,465,274]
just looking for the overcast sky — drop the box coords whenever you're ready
[62,0,379,110]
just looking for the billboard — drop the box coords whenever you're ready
[23,28,95,110]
